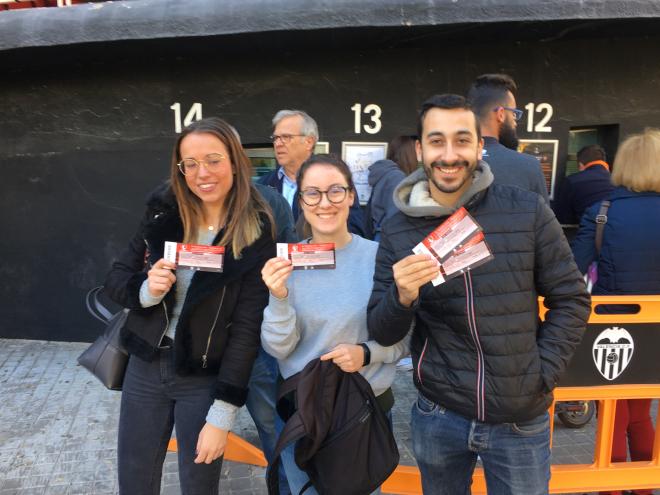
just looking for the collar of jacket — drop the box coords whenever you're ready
[392,160,494,217]
[140,182,273,309]
[582,160,610,172]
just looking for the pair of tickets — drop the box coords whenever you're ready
[412,207,493,286]
[163,241,337,272]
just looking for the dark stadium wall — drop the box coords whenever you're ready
[2,32,659,341]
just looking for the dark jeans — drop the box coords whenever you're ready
[246,347,290,494]
[411,394,551,495]
[118,347,222,495]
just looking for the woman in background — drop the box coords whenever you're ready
[366,135,418,240]
[572,128,660,495]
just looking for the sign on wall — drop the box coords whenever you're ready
[518,139,559,200]
[341,141,388,204]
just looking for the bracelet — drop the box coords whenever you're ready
[360,343,371,367]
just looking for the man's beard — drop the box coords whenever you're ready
[499,120,519,150]
[425,159,477,194]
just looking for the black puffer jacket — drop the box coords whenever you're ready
[368,166,590,423]
[105,183,275,407]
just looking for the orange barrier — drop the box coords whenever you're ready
[381,296,660,494]
[167,432,267,467]
[381,385,660,494]
[167,296,660,494]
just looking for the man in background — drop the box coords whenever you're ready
[554,144,614,224]
[467,73,549,203]
[258,109,364,235]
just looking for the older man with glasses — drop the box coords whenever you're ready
[258,109,365,237]
[467,73,549,204]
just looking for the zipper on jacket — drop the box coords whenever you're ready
[202,287,227,369]
[157,301,170,347]
[464,272,486,422]
[417,338,428,386]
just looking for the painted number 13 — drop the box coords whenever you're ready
[351,103,382,134]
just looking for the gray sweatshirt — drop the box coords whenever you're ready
[261,234,409,397]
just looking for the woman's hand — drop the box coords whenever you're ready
[194,422,228,464]
[261,257,293,299]
[147,258,176,298]
[321,344,365,372]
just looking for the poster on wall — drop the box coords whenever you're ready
[518,139,559,200]
[341,141,388,204]
[315,141,330,153]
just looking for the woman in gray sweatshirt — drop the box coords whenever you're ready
[261,153,409,495]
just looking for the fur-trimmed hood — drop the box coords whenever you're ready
[392,160,493,217]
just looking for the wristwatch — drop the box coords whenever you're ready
[359,343,371,366]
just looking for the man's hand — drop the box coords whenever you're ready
[393,254,440,307]
[194,422,228,464]
[321,344,365,372]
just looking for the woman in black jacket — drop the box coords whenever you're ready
[105,117,275,494]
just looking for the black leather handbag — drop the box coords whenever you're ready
[77,287,129,391]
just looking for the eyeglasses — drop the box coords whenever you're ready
[495,106,524,121]
[299,185,351,206]
[177,153,226,175]
[270,134,305,145]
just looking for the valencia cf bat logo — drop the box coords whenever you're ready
[592,327,634,381]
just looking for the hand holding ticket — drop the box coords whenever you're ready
[276,243,336,270]
[412,207,494,286]
[164,241,225,272]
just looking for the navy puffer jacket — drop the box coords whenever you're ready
[572,186,660,294]
[368,169,590,424]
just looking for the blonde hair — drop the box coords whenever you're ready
[170,118,274,257]
[611,128,660,193]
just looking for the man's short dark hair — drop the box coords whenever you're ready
[467,73,518,122]
[577,144,607,165]
[417,94,481,142]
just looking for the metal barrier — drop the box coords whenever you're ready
[168,296,660,494]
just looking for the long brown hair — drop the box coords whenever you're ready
[170,117,273,258]
[387,135,419,175]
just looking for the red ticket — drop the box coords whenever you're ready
[413,207,481,262]
[164,241,224,272]
[277,242,336,270]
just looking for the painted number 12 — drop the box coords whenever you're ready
[525,103,553,133]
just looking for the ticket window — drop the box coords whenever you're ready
[566,124,619,177]
[245,142,330,182]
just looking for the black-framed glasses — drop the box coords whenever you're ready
[299,185,351,206]
[177,153,227,175]
[269,134,305,145]
[495,106,523,121]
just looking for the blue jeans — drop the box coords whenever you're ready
[246,347,290,494]
[411,394,550,495]
[118,349,222,495]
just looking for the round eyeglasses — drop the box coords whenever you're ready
[299,185,351,206]
[177,153,226,175]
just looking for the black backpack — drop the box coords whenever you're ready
[267,358,399,495]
